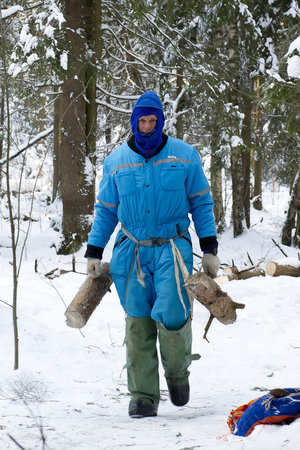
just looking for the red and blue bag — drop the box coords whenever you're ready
[228,388,300,437]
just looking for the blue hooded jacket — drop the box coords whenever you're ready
[86,91,217,327]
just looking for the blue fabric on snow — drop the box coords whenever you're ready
[130,91,165,158]
[233,388,300,437]
[87,135,216,329]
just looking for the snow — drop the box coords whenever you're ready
[0,5,22,19]
[1,183,300,449]
[285,0,300,18]
[287,36,300,79]
[60,52,68,71]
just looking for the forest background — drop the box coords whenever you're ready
[0,1,300,370]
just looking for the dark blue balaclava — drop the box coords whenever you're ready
[130,91,165,158]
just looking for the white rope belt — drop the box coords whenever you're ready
[121,225,193,318]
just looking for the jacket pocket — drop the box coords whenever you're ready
[161,167,185,191]
[115,172,136,196]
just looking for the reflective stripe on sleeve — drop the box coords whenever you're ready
[100,199,118,208]
[188,187,210,198]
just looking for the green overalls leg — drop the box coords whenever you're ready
[125,316,159,418]
[158,317,195,406]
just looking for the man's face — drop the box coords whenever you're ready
[138,114,157,134]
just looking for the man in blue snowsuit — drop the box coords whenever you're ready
[85,91,220,418]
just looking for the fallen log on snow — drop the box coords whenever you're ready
[266,261,300,277]
[65,262,113,328]
[223,266,265,280]
[185,272,245,341]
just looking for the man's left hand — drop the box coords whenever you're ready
[202,253,220,278]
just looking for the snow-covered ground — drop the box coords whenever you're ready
[1,185,300,450]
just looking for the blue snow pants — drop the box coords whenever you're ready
[109,229,193,330]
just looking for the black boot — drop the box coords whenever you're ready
[128,398,158,418]
[168,383,190,406]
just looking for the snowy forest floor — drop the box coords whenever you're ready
[1,185,300,450]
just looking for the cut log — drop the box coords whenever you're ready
[214,275,232,285]
[221,268,239,281]
[223,266,265,280]
[266,261,300,278]
[65,262,113,328]
[185,271,245,326]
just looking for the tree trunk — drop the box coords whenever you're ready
[281,169,300,247]
[253,155,263,210]
[253,78,263,211]
[175,66,184,140]
[241,91,252,228]
[52,89,62,202]
[210,108,225,233]
[58,0,101,254]
[228,18,244,237]
[209,26,225,233]
[0,86,4,185]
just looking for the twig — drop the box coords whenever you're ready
[7,434,26,450]
[44,268,59,278]
[0,299,13,307]
[193,251,202,259]
[203,314,214,343]
[39,274,85,337]
[272,239,288,257]
[247,252,253,265]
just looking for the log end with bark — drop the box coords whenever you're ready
[223,266,265,280]
[266,261,300,278]
[185,271,245,325]
[65,262,113,328]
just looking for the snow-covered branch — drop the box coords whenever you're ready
[0,126,53,166]
[95,100,131,114]
[0,5,23,20]
[96,85,139,101]
[102,25,179,76]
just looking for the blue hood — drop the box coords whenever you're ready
[130,91,165,158]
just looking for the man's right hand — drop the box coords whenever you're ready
[86,258,101,279]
